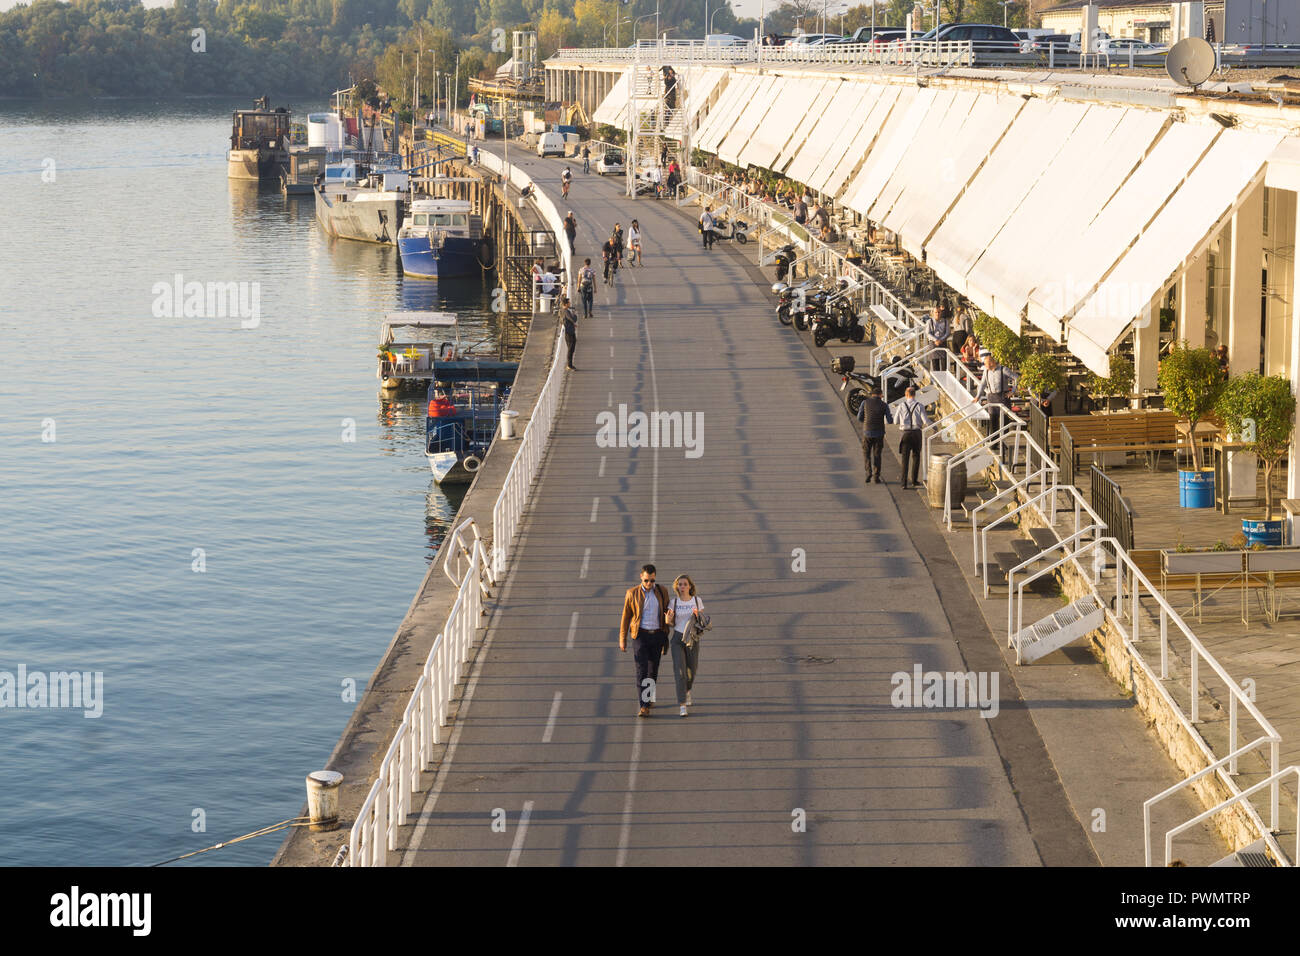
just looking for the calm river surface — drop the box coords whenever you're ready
[0,98,496,865]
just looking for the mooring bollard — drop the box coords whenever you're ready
[306,770,344,830]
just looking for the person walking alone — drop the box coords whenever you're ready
[561,166,572,199]
[563,211,577,255]
[667,574,705,717]
[578,258,596,318]
[700,206,715,250]
[857,385,893,484]
[561,295,578,370]
[627,219,642,267]
[895,385,931,490]
[582,144,590,174]
[620,565,672,717]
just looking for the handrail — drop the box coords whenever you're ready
[1143,736,1283,867]
[1005,523,1103,634]
[1159,765,1296,868]
[977,483,1105,597]
[442,517,494,599]
[1008,535,1283,859]
[349,537,488,865]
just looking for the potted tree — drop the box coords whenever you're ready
[1158,343,1224,509]
[1085,354,1135,412]
[1017,353,1065,408]
[1217,372,1296,546]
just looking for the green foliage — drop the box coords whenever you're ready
[1085,355,1135,398]
[1157,342,1223,471]
[1216,372,1296,520]
[1017,353,1064,402]
[971,311,1026,369]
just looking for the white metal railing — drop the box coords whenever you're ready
[551,39,981,68]
[977,484,1102,599]
[1009,535,1286,864]
[346,144,576,865]
[349,537,488,866]
[492,330,568,580]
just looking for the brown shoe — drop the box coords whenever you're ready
[637,706,649,718]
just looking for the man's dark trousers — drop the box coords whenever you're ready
[565,331,576,367]
[900,429,923,486]
[863,435,884,478]
[581,287,594,318]
[633,628,666,705]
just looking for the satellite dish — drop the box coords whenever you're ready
[1166,36,1216,90]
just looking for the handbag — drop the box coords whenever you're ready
[682,597,711,649]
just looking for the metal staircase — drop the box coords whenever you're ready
[1011,594,1105,664]
[626,59,669,197]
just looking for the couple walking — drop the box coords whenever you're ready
[618,565,708,717]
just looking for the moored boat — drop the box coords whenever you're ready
[227,98,293,181]
[397,198,485,280]
[314,151,406,244]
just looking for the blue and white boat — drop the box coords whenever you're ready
[397,198,484,279]
[426,359,517,484]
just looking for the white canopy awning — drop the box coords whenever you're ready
[1025,121,1218,341]
[872,89,973,228]
[925,98,1090,318]
[893,94,1024,259]
[695,73,760,153]
[803,84,888,194]
[737,75,824,170]
[1067,129,1284,375]
[821,85,903,199]
[592,69,631,128]
[716,75,780,165]
[678,66,729,137]
[840,86,926,217]
[773,79,836,173]
[786,82,863,187]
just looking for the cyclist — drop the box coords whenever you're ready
[602,234,620,285]
[561,166,572,199]
[628,219,642,267]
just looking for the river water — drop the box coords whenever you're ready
[0,99,497,865]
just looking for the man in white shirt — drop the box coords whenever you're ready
[976,350,1015,463]
[619,564,672,717]
[894,385,932,489]
[700,206,715,250]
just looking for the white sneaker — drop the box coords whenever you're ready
[685,691,692,706]
[679,705,688,717]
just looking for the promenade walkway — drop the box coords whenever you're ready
[390,150,1092,866]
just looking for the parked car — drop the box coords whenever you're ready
[704,33,749,46]
[786,33,842,48]
[1068,29,1112,53]
[865,28,907,45]
[1028,34,1073,54]
[595,149,625,175]
[1102,37,1166,54]
[846,25,905,44]
[913,23,1021,51]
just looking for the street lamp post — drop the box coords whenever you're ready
[708,7,724,35]
[997,0,1014,28]
[633,12,656,43]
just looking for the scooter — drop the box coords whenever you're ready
[815,298,866,347]
[833,355,916,413]
[711,214,753,244]
[772,279,816,328]
[774,243,798,283]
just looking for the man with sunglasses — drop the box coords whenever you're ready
[619,564,672,717]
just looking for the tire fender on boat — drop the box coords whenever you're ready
[463,454,483,473]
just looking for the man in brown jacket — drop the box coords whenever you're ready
[620,564,672,717]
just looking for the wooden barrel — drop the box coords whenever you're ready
[927,453,967,510]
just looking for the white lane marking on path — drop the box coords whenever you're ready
[579,547,590,578]
[607,391,612,407]
[506,800,534,867]
[629,276,660,563]
[599,455,607,477]
[609,368,614,380]
[541,693,562,743]
[400,513,528,865]
[590,497,599,522]
[566,611,578,649]
[615,720,643,867]
[609,345,614,357]
[609,327,613,337]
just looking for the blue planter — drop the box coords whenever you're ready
[1242,519,1284,546]
[1178,470,1215,509]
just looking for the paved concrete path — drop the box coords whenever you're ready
[395,151,1085,866]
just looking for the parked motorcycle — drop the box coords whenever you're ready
[772,279,815,328]
[711,214,752,244]
[774,243,798,283]
[833,355,916,413]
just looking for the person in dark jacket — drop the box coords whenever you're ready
[561,296,578,370]
[857,386,894,484]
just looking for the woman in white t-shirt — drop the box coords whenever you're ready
[627,219,642,267]
[665,574,704,717]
